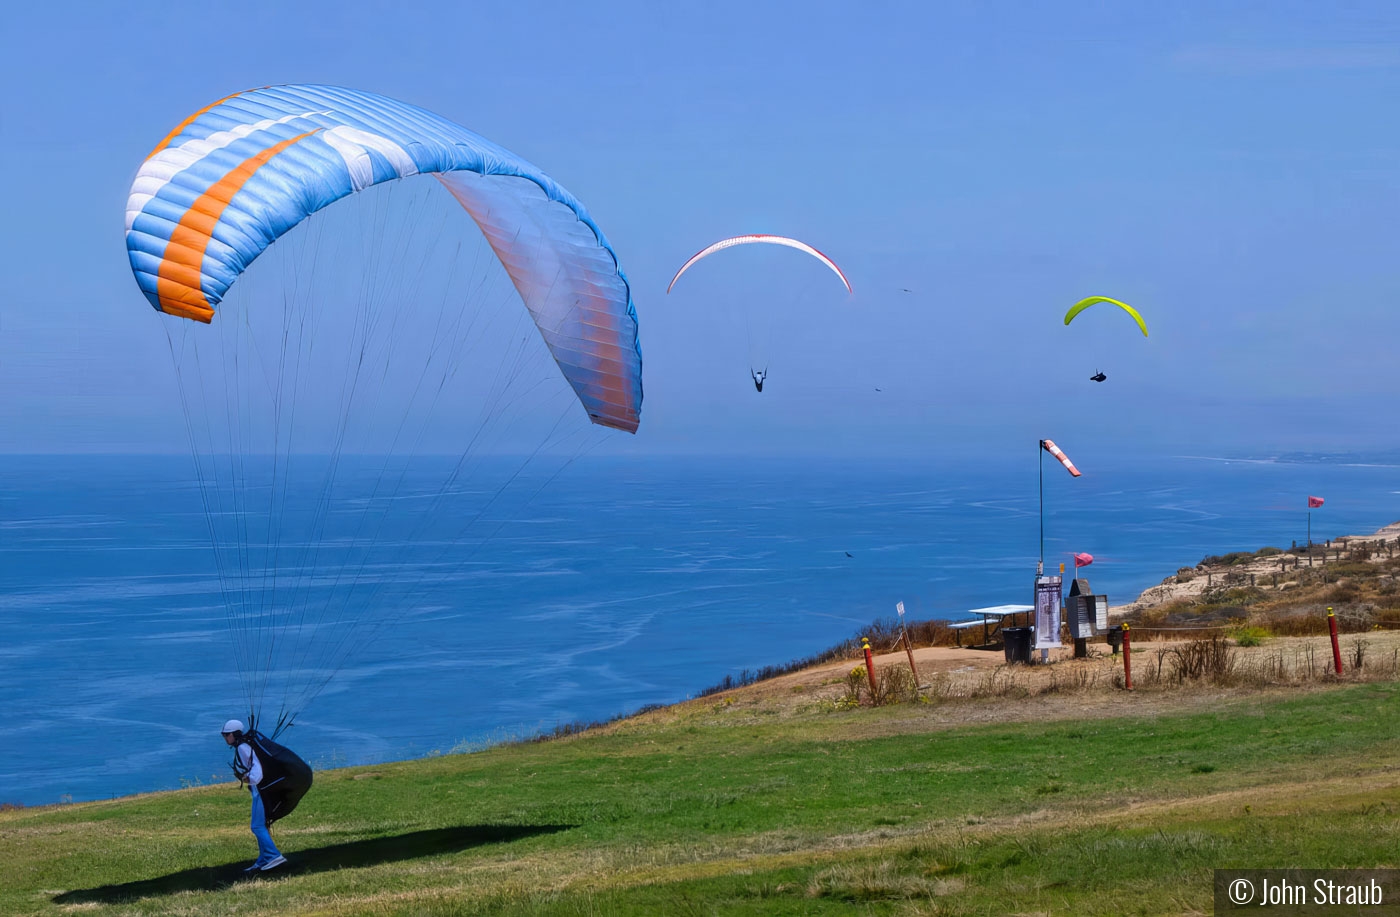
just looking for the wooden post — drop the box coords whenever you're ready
[1122,624,1133,690]
[901,629,920,685]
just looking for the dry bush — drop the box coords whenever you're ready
[1251,650,1289,683]
[1349,638,1370,671]
[1297,643,1322,679]
[1169,636,1238,684]
[1367,648,1400,678]
[1268,609,1331,637]
[1040,666,1099,694]
[845,663,920,706]
[967,667,1029,700]
[1329,581,1362,604]
[875,664,919,705]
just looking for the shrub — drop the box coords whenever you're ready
[846,664,919,706]
[1201,551,1255,567]
[1199,587,1265,607]
[845,665,868,704]
[1231,626,1271,647]
[1329,581,1361,604]
[875,664,920,705]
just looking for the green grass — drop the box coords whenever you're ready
[4,683,1400,915]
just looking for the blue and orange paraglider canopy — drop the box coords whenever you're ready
[126,84,642,432]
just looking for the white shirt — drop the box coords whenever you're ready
[235,743,263,786]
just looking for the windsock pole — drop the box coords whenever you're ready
[1038,441,1045,575]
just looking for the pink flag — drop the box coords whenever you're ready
[1073,552,1094,568]
[1308,496,1324,508]
[1040,439,1082,477]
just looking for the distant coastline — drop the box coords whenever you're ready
[1178,450,1400,467]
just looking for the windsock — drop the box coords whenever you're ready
[1040,439,1082,477]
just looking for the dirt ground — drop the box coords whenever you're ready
[657,608,1400,733]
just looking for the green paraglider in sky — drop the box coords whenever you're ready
[1063,296,1148,337]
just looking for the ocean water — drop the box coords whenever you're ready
[2,452,1398,806]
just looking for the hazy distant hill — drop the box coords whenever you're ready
[1257,451,1400,466]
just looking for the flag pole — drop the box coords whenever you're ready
[1308,508,1311,548]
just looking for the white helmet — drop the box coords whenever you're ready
[221,719,246,735]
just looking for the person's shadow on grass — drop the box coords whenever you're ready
[53,823,572,904]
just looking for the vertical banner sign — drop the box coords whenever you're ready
[896,601,905,617]
[1034,575,1063,650]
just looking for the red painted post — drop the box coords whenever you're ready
[1122,624,1133,690]
[1327,607,1343,675]
[861,637,878,697]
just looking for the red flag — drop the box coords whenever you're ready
[1073,552,1094,567]
[1307,496,1324,508]
[1040,439,1082,477]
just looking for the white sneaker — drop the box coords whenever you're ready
[260,855,287,871]
[243,861,265,874]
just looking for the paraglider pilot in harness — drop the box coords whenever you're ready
[221,719,313,873]
[1090,370,1106,382]
[751,367,767,393]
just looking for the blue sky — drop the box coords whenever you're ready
[1,1,1397,456]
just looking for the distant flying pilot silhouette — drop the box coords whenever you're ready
[751,367,767,392]
[1090,371,1107,382]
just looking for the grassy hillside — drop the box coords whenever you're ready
[5,678,1400,915]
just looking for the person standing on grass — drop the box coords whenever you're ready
[221,720,287,873]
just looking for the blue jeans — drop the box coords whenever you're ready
[250,785,282,863]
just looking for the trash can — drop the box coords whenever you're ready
[1106,624,1124,655]
[1003,627,1033,665]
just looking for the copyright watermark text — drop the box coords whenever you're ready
[1216,870,1400,914]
